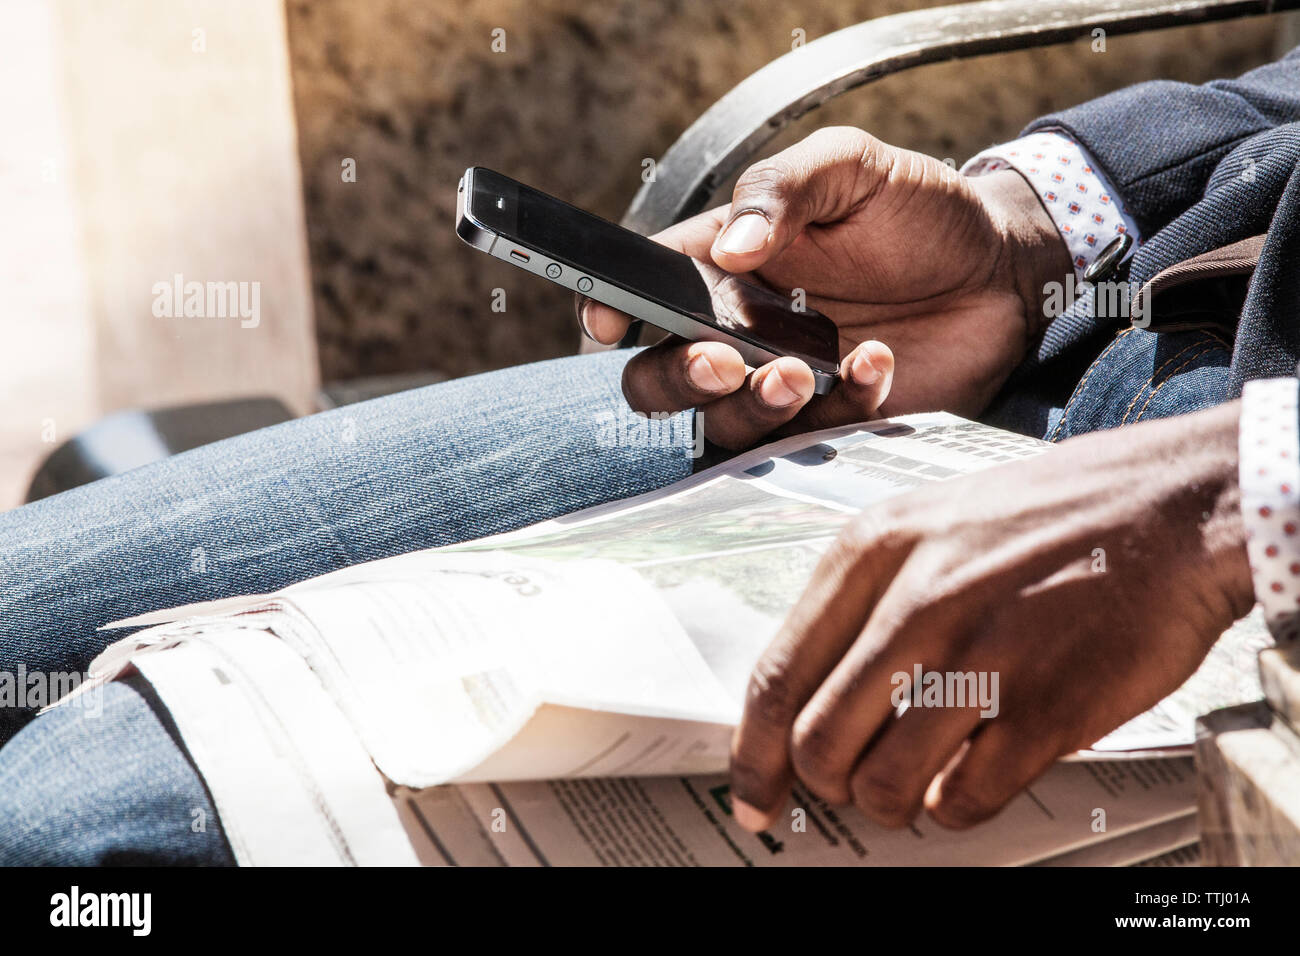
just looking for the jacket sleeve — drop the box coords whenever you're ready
[1024,45,1300,237]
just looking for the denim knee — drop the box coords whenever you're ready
[0,677,234,866]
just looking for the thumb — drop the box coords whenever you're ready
[787,340,895,433]
[710,127,892,272]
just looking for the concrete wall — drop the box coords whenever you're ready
[0,0,1290,507]
[0,0,317,507]
[284,0,1289,382]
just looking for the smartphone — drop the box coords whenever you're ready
[456,166,841,394]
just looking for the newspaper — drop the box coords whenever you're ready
[79,412,1268,865]
[129,622,1199,866]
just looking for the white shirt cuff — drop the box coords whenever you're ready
[962,129,1140,283]
[1239,376,1300,642]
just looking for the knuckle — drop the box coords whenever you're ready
[789,717,850,802]
[726,756,768,805]
[807,127,884,198]
[931,785,997,830]
[810,125,876,157]
[835,505,908,564]
[851,768,917,828]
[622,346,693,412]
[747,372,805,420]
[728,748,787,813]
[745,653,800,727]
[619,356,653,412]
[734,158,799,208]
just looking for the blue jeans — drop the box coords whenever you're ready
[0,349,695,864]
[984,326,1232,439]
[0,329,1230,865]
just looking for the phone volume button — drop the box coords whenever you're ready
[545,263,562,279]
[577,276,593,293]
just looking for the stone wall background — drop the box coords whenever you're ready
[284,0,1290,384]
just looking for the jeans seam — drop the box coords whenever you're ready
[1119,335,1225,425]
[1125,339,1224,424]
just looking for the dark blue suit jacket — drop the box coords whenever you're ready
[989,46,1300,436]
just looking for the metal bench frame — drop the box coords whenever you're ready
[29,0,1300,498]
[621,0,1300,237]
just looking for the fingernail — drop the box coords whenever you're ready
[576,297,594,340]
[688,352,726,391]
[759,366,801,407]
[732,798,769,832]
[716,211,771,255]
[851,350,881,386]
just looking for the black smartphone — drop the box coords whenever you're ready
[456,166,841,393]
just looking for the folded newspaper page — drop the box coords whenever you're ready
[70,412,1273,864]
[133,624,1199,866]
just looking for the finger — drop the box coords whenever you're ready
[924,719,1064,830]
[779,340,895,435]
[920,600,1094,829]
[845,694,984,828]
[711,126,890,273]
[651,204,732,260]
[729,510,916,831]
[578,297,632,345]
[786,576,978,806]
[621,338,746,413]
[577,205,732,344]
[697,357,816,451]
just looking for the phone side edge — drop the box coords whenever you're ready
[456,168,838,394]
[456,169,497,253]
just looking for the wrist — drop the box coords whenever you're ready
[968,169,1073,339]
[1166,401,1255,624]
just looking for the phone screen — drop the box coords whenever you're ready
[467,167,841,372]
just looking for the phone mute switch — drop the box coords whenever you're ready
[509,249,530,263]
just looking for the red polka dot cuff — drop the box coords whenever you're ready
[963,130,1140,284]
[1240,376,1300,642]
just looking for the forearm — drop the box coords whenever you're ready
[1165,400,1254,624]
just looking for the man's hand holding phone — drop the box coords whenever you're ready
[581,126,1073,449]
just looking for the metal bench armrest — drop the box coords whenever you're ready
[622,0,1298,236]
